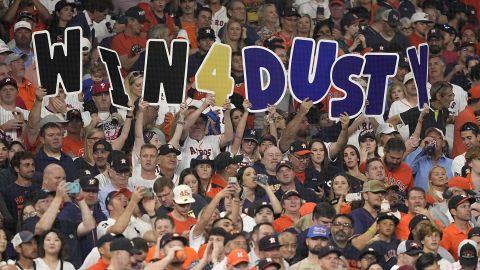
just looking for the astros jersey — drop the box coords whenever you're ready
[177,135,222,173]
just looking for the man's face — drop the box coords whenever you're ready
[313,216,333,228]
[80,188,99,206]
[128,18,144,35]
[428,37,443,54]
[452,201,472,222]
[41,127,63,151]
[407,190,426,211]
[0,65,10,80]
[9,58,25,78]
[158,153,178,171]
[0,85,18,105]
[256,225,275,243]
[461,130,480,150]
[255,207,274,223]
[281,16,298,33]
[16,158,35,180]
[422,231,440,251]
[163,240,186,263]
[179,0,195,15]
[43,168,66,191]
[462,29,476,43]
[18,240,38,259]
[216,218,234,233]
[377,219,395,237]
[288,153,309,172]
[460,46,475,62]
[109,193,128,212]
[365,160,385,181]
[306,237,329,254]
[384,150,404,171]
[331,217,353,243]
[261,147,282,172]
[276,166,294,185]
[35,196,53,214]
[279,233,296,260]
[282,195,301,212]
[140,148,158,172]
[197,11,212,28]
[413,21,428,35]
[92,92,111,112]
[428,57,445,78]
[151,0,166,12]
[14,28,32,48]
[319,253,339,270]
[329,4,345,20]
[229,2,246,22]
[157,187,174,207]
[155,218,174,238]
[174,202,191,216]
[93,147,110,168]
[198,38,214,53]
[92,10,108,23]
[364,191,384,210]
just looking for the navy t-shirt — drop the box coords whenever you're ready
[369,238,400,270]
[349,208,376,235]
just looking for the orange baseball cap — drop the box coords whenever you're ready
[227,249,249,266]
[448,176,474,190]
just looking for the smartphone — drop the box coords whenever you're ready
[255,174,269,185]
[228,177,238,185]
[345,193,362,202]
[66,182,80,195]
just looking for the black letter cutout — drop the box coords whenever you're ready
[32,27,82,96]
[142,39,188,104]
[98,47,131,110]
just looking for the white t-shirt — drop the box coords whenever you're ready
[128,173,157,190]
[97,217,152,239]
[188,224,206,252]
[33,258,76,270]
[0,105,29,142]
[177,135,222,174]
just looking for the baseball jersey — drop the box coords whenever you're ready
[368,239,400,270]
[97,216,152,240]
[0,105,29,142]
[210,6,228,37]
[177,135,222,173]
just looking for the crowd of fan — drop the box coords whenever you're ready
[1,0,480,269]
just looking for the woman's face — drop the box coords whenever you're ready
[196,164,213,180]
[9,143,25,160]
[232,55,243,72]
[227,22,242,41]
[242,167,257,189]
[274,112,286,129]
[390,86,405,101]
[44,231,61,255]
[183,174,199,194]
[319,113,334,128]
[0,143,8,163]
[264,5,278,24]
[87,131,105,151]
[57,5,74,22]
[346,22,359,36]
[149,134,162,149]
[310,141,325,165]
[130,77,144,99]
[297,16,311,34]
[231,110,243,129]
[241,139,257,155]
[429,167,448,188]
[343,147,359,169]
[332,175,349,196]
[283,195,301,212]
[359,138,376,154]
[0,230,7,252]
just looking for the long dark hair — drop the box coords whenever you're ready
[342,144,360,171]
[236,166,265,199]
[38,229,68,261]
[308,139,332,171]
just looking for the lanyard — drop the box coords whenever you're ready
[15,261,36,270]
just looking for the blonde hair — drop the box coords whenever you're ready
[83,128,105,163]
[387,82,406,104]
[257,3,279,28]
[124,71,144,101]
[221,20,246,52]
[427,165,447,204]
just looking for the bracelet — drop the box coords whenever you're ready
[177,121,185,125]
[126,115,133,118]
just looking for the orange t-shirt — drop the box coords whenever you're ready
[409,33,426,48]
[396,213,444,240]
[452,105,477,158]
[180,20,198,49]
[440,223,471,261]
[169,213,197,234]
[111,33,147,75]
[87,259,109,270]
[18,79,36,111]
[62,136,84,158]
[145,245,199,269]
[273,215,295,232]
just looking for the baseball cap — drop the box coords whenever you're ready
[448,176,476,195]
[411,12,433,23]
[342,13,361,27]
[158,144,181,156]
[190,155,214,168]
[81,37,92,53]
[66,109,83,122]
[249,201,274,216]
[403,72,414,84]
[54,0,75,12]
[408,214,429,232]
[427,28,443,41]
[109,151,130,172]
[281,6,300,17]
[397,240,423,256]
[227,249,249,266]
[92,82,110,96]
[173,185,195,204]
[259,134,277,146]
[359,247,378,260]
[448,195,475,210]
[104,188,132,207]
[375,123,397,136]
[28,189,55,205]
[289,141,310,156]
[362,180,386,193]
[436,24,456,36]
[4,53,27,65]
[110,237,141,255]
[329,0,345,6]
[382,9,400,27]
[281,190,300,202]
[307,225,329,239]
[377,212,400,225]
[243,129,259,143]
[39,115,67,128]
[0,43,12,54]
[214,152,243,171]
[358,130,375,143]
[17,11,34,22]
[0,77,17,89]
[125,6,148,23]
[93,139,113,153]
[468,85,480,101]
[12,231,35,247]
[97,233,123,247]
[159,233,188,248]
[318,245,342,258]
[276,160,293,172]
[14,21,32,32]
[258,235,281,251]
[257,258,281,270]
[461,24,476,35]
[197,27,215,41]
[79,174,99,191]
[459,239,478,267]
[468,227,480,239]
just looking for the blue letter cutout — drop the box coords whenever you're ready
[289,38,337,103]
[407,44,429,109]
[243,46,286,112]
[363,53,398,116]
[329,55,365,119]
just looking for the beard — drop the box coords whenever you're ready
[429,45,442,55]
[385,160,400,171]
[334,231,348,242]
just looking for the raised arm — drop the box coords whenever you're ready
[133,100,148,156]
[35,182,66,235]
[230,100,251,155]
[181,95,215,141]
[264,105,278,139]
[328,113,350,158]
[76,197,96,236]
[279,98,314,152]
[32,0,51,22]
[219,99,234,148]
[257,182,282,214]
[168,102,187,149]
[106,188,145,234]
[25,87,46,144]
[3,0,20,23]
[112,109,133,150]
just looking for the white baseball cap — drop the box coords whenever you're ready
[0,43,12,54]
[376,123,397,136]
[14,21,32,32]
[81,37,91,53]
[403,72,414,84]
[173,185,195,204]
[410,12,433,23]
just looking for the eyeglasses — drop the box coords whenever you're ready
[88,136,104,141]
[332,222,352,229]
[292,154,309,162]
[23,211,37,219]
